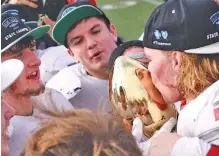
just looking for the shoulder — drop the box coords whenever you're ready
[33,89,75,113]
[177,81,219,136]
[45,66,82,100]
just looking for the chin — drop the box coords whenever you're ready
[163,92,182,103]
[23,84,45,96]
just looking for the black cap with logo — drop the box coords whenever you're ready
[1,12,50,53]
[1,4,37,28]
[143,0,219,54]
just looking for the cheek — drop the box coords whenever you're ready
[73,48,89,61]
[148,60,164,83]
[99,33,116,54]
[13,74,27,90]
[148,60,175,87]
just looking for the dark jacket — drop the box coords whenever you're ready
[26,0,68,21]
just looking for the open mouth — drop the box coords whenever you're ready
[27,70,40,80]
[92,51,102,59]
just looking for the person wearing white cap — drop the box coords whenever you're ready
[1,59,24,156]
[1,12,77,156]
[1,4,77,86]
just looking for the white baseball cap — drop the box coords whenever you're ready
[1,59,24,91]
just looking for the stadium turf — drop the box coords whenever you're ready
[97,0,164,40]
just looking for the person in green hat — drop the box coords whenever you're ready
[53,1,117,80]
[51,1,119,112]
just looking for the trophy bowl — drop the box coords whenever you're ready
[108,56,177,138]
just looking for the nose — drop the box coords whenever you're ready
[28,51,41,67]
[86,37,97,50]
[4,103,15,121]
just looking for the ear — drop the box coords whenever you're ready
[67,49,74,57]
[109,24,118,42]
[68,49,80,63]
[171,51,182,72]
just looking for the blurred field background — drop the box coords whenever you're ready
[96,0,164,40]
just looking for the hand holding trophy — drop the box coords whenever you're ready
[108,56,177,141]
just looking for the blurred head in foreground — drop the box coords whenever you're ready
[22,109,142,156]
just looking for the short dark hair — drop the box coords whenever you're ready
[64,16,111,48]
[108,40,144,70]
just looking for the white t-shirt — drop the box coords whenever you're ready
[172,80,219,156]
[9,89,74,156]
[38,46,76,84]
[52,64,110,112]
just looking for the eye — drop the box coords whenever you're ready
[72,38,83,46]
[92,29,101,35]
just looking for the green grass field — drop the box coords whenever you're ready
[96,0,164,40]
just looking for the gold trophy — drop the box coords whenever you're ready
[109,56,177,138]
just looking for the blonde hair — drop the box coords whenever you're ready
[22,109,142,156]
[179,53,219,100]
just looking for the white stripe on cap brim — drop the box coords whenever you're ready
[1,59,24,91]
[1,25,50,53]
[138,32,144,41]
[25,21,37,25]
[185,42,219,54]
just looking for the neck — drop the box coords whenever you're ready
[3,94,33,116]
[85,67,110,80]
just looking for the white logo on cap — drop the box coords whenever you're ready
[154,30,161,40]
[161,31,168,40]
[5,9,18,15]
[5,27,29,41]
[2,17,19,28]
[207,32,218,40]
[154,30,168,40]
[153,30,171,46]
[62,6,76,18]
[210,11,219,29]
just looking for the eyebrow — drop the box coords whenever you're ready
[70,36,81,44]
[90,24,101,31]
